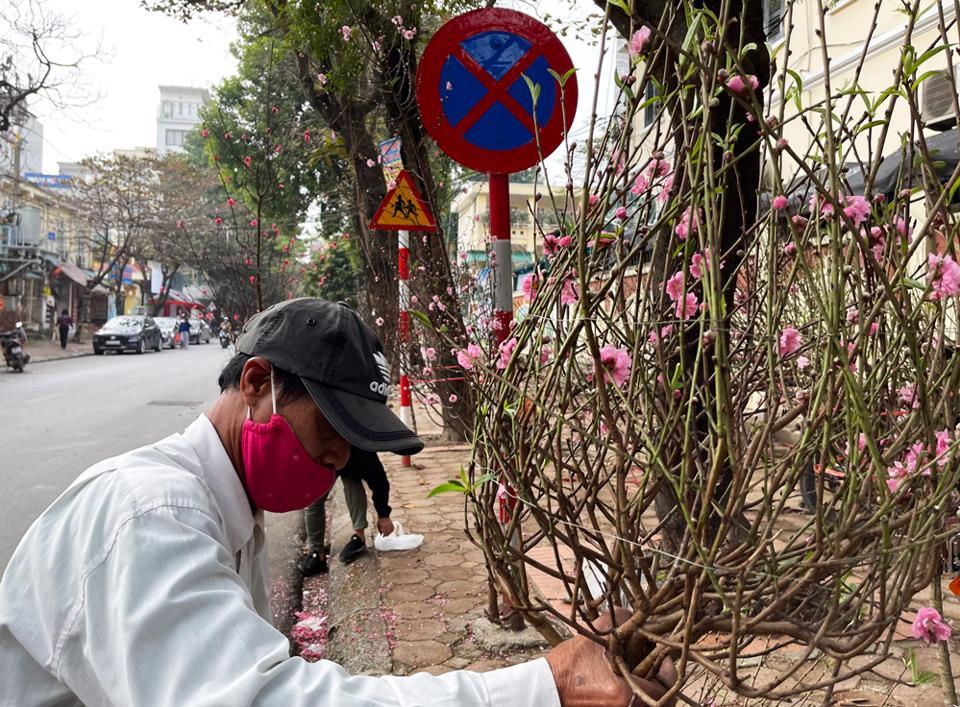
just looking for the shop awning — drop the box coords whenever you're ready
[53,260,88,286]
[121,262,144,284]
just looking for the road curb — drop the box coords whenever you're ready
[323,480,392,674]
[30,352,94,364]
[264,510,306,640]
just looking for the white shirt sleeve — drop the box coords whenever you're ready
[57,505,560,707]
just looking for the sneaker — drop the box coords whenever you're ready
[339,534,367,564]
[297,551,328,576]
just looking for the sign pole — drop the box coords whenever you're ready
[489,171,523,627]
[398,228,413,468]
[368,167,436,469]
[489,173,513,342]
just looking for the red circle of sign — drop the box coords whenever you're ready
[416,8,578,175]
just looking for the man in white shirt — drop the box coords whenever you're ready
[0,298,674,706]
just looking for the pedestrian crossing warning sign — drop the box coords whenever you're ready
[369,170,437,232]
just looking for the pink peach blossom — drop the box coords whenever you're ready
[543,232,572,255]
[778,327,801,357]
[665,271,685,302]
[456,343,482,370]
[598,345,631,387]
[928,253,960,299]
[842,195,871,227]
[772,195,789,211]
[809,194,834,218]
[690,252,705,280]
[886,461,909,493]
[496,337,518,370]
[522,274,540,302]
[628,26,651,58]
[912,608,952,646]
[676,292,698,320]
[675,206,700,240]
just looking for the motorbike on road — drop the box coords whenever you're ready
[1,322,29,372]
[219,329,231,348]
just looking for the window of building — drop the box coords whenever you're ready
[165,129,186,147]
[162,101,173,118]
[763,0,784,42]
[643,81,659,127]
[178,102,184,116]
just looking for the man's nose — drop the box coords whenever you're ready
[324,438,351,471]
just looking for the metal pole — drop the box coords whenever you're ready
[489,172,523,628]
[398,228,413,468]
[488,173,513,342]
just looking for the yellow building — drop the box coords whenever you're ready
[0,174,99,330]
[631,1,958,180]
[452,179,579,270]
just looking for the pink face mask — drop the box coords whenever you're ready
[241,369,336,513]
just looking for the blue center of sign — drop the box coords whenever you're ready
[438,30,557,152]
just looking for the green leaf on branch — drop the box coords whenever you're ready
[902,277,926,290]
[428,469,496,498]
[409,308,435,330]
[522,74,541,108]
[606,0,631,15]
[427,481,468,498]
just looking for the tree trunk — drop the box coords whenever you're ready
[602,0,768,552]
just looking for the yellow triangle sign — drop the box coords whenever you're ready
[369,170,437,232]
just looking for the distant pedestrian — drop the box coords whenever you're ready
[178,313,191,350]
[57,309,72,350]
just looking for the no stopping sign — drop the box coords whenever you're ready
[416,8,578,174]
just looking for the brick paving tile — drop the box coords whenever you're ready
[394,618,449,641]
[388,568,431,585]
[392,640,453,668]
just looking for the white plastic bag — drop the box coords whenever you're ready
[374,522,424,552]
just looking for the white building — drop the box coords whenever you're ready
[155,85,209,156]
[0,111,44,178]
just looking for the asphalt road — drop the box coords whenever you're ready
[0,342,236,570]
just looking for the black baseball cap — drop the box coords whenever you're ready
[236,298,423,456]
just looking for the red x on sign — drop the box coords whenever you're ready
[416,8,578,174]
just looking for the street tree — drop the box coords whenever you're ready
[0,0,95,133]
[302,237,360,309]
[70,153,157,335]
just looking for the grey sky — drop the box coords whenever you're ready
[31,0,615,175]
[31,0,236,172]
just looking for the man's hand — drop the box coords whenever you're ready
[546,633,677,707]
[377,517,395,536]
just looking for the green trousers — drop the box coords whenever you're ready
[304,476,368,552]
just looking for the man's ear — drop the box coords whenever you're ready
[239,357,272,410]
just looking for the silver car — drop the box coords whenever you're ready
[154,317,179,349]
[189,318,212,344]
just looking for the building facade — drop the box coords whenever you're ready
[0,174,101,331]
[155,85,209,156]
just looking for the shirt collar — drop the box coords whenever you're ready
[183,414,255,555]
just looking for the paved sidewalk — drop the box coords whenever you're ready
[296,437,552,678]
[23,337,92,363]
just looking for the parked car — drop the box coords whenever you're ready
[154,317,179,349]
[189,318,212,345]
[93,316,163,355]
